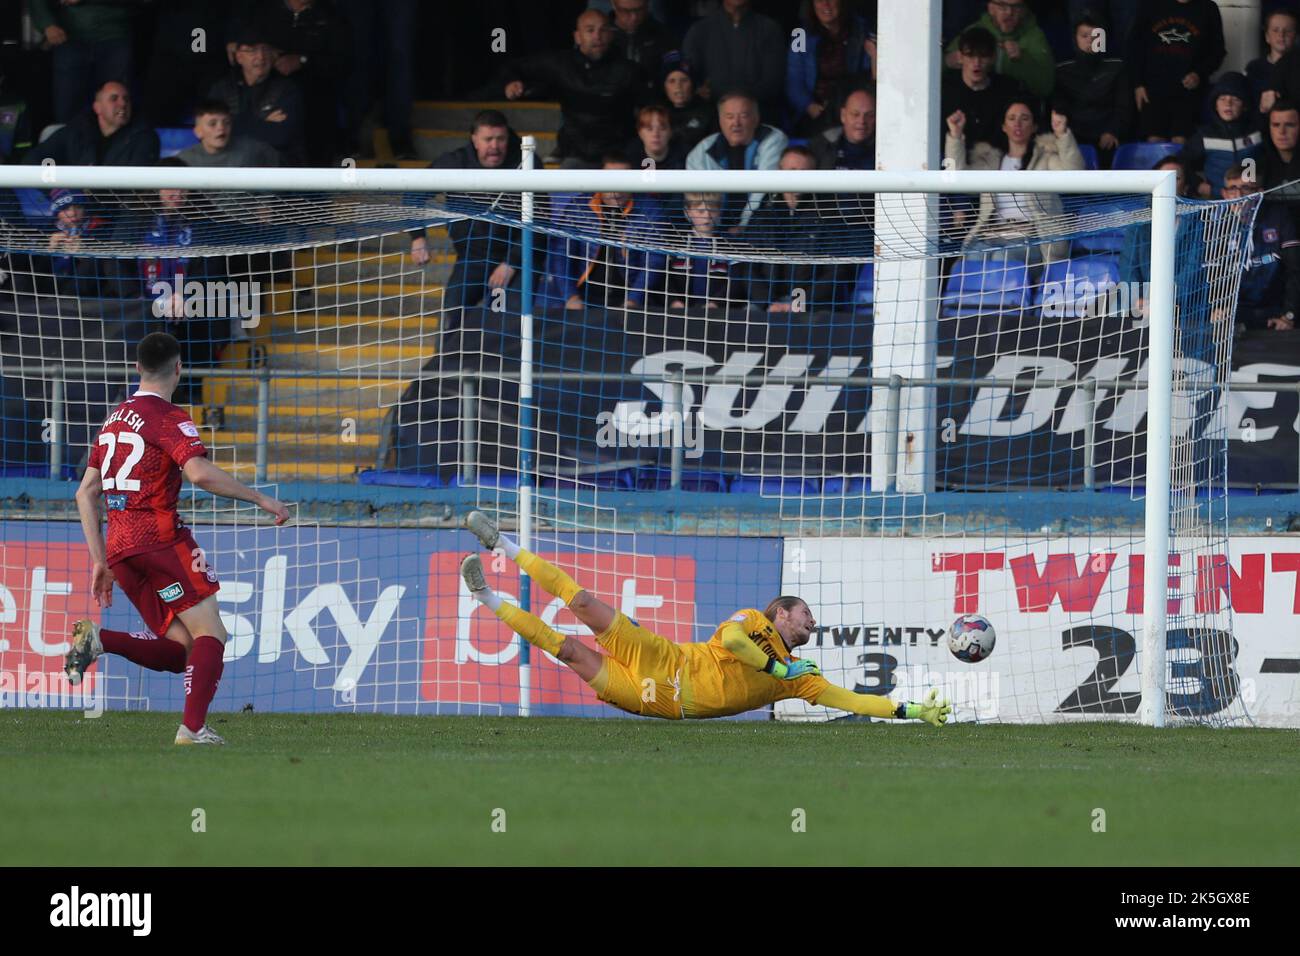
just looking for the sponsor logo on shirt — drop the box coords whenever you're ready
[106,494,127,510]
[157,582,184,603]
[1264,228,1279,243]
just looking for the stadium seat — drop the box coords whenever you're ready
[1070,199,1132,254]
[729,475,821,495]
[853,262,873,309]
[821,476,868,494]
[1035,256,1121,317]
[941,256,1031,316]
[635,468,729,493]
[357,469,444,488]
[156,127,199,158]
[1077,144,1099,170]
[452,473,520,489]
[1112,142,1180,171]
[540,469,635,490]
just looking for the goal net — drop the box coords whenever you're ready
[0,164,1272,725]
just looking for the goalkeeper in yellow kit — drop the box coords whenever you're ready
[459,512,952,725]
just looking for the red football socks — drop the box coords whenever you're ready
[100,628,186,673]
[182,635,225,732]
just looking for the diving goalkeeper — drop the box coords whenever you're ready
[460,511,952,724]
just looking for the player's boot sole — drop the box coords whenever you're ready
[64,618,102,686]
[460,553,488,593]
[464,511,500,550]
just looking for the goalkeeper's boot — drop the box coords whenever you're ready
[464,510,500,550]
[175,724,226,746]
[460,553,488,594]
[64,618,103,686]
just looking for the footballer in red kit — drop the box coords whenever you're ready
[69,332,290,745]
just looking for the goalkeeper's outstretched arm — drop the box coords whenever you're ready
[815,685,953,727]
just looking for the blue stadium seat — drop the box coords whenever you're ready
[1077,144,1099,170]
[156,127,199,158]
[357,469,443,488]
[452,473,520,489]
[941,257,1031,316]
[1035,256,1121,317]
[635,468,729,493]
[1071,199,1133,254]
[822,476,868,494]
[729,475,821,495]
[541,469,635,490]
[853,262,873,309]
[1112,141,1180,171]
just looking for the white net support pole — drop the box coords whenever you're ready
[872,0,941,494]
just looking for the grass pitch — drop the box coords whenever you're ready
[2,710,1297,866]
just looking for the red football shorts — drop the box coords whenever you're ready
[110,531,220,638]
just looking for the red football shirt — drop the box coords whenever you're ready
[87,391,208,564]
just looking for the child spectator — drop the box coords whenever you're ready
[667,193,749,311]
[178,99,281,167]
[1249,9,1297,123]
[43,189,117,297]
[1053,13,1133,167]
[1178,72,1263,198]
[1129,0,1226,143]
[626,105,687,171]
[659,55,715,153]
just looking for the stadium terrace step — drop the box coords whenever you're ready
[210,429,382,451]
[414,129,558,162]
[205,403,387,433]
[292,259,454,288]
[292,249,455,269]
[206,457,367,482]
[259,312,440,340]
[203,375,408,408]
[268,283,443,317]
[257,342,435,375]
[410,100,563,135]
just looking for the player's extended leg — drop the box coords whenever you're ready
[172,597,229,745]
[464,510,616,635]
[64,619,189,685]
[460,554,605,682]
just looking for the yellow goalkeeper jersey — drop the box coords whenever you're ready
[680,608,831,718]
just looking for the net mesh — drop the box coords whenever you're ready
[0,175,1271,725]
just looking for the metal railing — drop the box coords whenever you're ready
[12,363,1300,491]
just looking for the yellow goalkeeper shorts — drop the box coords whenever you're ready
[589,613,686,720]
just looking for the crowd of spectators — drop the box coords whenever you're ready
[8,0,1300,333]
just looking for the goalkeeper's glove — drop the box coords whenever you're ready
[763,657,821,680]
[898,688,952,727]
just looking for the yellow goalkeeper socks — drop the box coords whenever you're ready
[496,602,565,657]
[516,549,584,606]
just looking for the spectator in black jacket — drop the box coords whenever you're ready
[625,104,688,170]
[503,9,640,168]
[1054,13,1133,167]
[409,110,524,315]
[660,54,715,153]
[244,0,351,165]
[1130,0,1226,143]
[1259,99,1300,189]
[208,26,306,165]
[810,86,875,171]
[682,0,786,122]
[1223,164,1300,332]
[1249,9,1296,123]
[24,80,159,168]
[609,0,677,96]
[940,27,1025,157]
